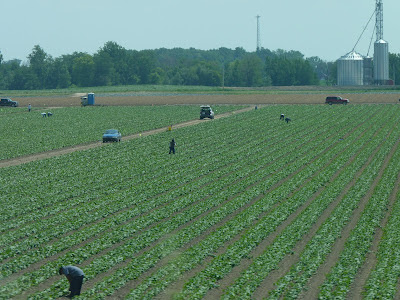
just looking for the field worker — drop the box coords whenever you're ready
[280,113,285,120]
[28,103,31,112]
[169,138,176,154]
[59,265,85,297]
[285,117,291,123]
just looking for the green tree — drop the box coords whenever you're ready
[46,57,71,88]
[266,55,318,86]
[27,45,50,89]
[389,53,400,85]
[136,50,155,84]
[93,52,116,86]
[237,55,264,86]
[72,54,95,87]
[94,41,130,85]
[9,65,39,90]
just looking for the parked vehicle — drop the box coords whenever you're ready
[200,105,214,119]
[325,96,349,105]
[0,98,19,107]
[102,129,121,142]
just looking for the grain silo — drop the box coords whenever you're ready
[373,40,389,84]
[373,0,389,84]
[337,51,364,86]
[363,56,373,85]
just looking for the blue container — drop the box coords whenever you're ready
[87,93,95,105]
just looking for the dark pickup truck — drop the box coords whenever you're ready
[0,98,19,107]
[325,96,349,105]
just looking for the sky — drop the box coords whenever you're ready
[1,0,399,63]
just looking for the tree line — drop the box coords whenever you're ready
[0,41,398,90]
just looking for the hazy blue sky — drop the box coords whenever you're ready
[1,0,398,62]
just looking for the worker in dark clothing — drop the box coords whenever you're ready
[169,138,176,154]
[285,117,291,123]
[59,266,85,297]
[280,113,285,120]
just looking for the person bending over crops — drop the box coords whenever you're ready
[59,266,85,298]
[285,117,291,123]
[280,113,285,120]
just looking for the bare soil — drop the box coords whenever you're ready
[13,92,400,108]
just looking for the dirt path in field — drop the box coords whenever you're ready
[11,92,400,108]
[0,106,253,169]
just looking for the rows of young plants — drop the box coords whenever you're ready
[228,106,400,299]
[132,105,398,299]
[28,105,384,298]
[0,105,247,226]
[0,104,346,296]
[364,163,400,299]
[74,104,366,299]
[3,104,400,299]
[2,104,350,297]
[170,105,397,299]
[317,126,400,298]
[0,104,244,159]
[1,113,293,277]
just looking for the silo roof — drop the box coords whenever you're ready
[339,51,364,60]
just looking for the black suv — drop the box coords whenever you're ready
[0,98,19,107]
[200,105,214,119]
[325,96,349,105]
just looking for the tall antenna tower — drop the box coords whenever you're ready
[256,15,261,52]
[375,0,383,40]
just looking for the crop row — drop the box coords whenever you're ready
[2,104,398,299]
[258,110,400,299]
[0,105,332,296]
[0,105,244,159]
[364,164,400,299]
[30,106,386,298]
[318,124,400,298]
[174,106,397,299]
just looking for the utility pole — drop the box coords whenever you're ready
[256,15,261,52]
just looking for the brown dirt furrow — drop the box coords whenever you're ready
[12,93,400,108]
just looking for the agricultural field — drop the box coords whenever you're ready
[2,101,400,299]
[0,105,243,160]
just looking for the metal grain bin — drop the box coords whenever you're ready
[363,56,373,85]
[373,39,389,84]
[337,51,364,86]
